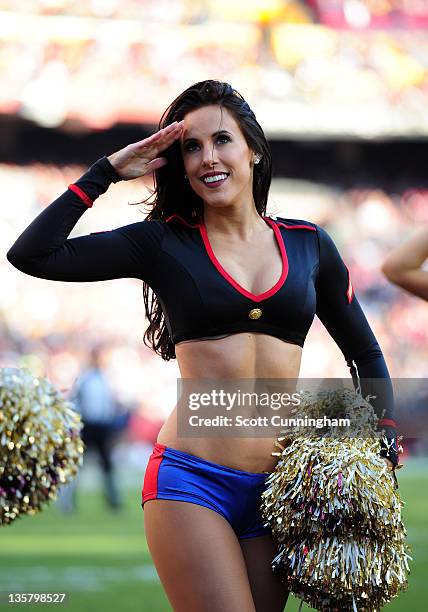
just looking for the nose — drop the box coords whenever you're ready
[201,144,217,168]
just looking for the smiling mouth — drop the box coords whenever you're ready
[200,173,230,188]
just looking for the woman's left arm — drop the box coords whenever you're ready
[315,225,399,468]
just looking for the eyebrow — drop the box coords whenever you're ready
[182,129,232,143]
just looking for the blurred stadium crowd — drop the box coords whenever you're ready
[1,1,428,134]
[2,0,428,23]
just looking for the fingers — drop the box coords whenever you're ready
[156,121,185,149]
[381,457,395,471]
[139,121,184,149]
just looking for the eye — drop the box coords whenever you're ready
[183,141,199,153]
[216,134,231,144]
[183,134,231,153]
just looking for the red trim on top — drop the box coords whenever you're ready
[276,222,316,231]
[198,216,289,303]
[141,442,166,506]
[165,214,199,228]
[68,184,93,208]
[378,419,397,429]
[344,264,354,304]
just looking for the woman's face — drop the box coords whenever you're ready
[179,104,256,212]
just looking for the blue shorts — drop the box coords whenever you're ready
[141,443,272,540]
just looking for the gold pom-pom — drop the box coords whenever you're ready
[0,367,84,526]
[261,388,412,611]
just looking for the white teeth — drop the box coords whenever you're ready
[202,174,228,184]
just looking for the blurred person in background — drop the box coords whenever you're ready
[7,79,399,612]
[382,227,428,301]
[58,344,124,513]
[382,227,428,458]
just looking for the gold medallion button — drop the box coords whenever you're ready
[249,308,262,320]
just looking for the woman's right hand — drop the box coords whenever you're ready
[107,120,184,180]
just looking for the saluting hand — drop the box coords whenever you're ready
[107,120,184,180]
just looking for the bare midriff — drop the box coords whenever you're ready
[156,332,303,474]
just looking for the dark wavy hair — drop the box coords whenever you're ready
[139,79,273,361]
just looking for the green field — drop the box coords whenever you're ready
[1,459,426,611]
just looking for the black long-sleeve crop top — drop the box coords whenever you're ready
[6,156,399,463]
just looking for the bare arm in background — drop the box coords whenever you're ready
[382,227,428,301]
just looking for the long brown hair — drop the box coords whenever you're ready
[138,80,273,361]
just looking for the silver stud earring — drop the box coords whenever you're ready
[184,174,188,179]
[254,155,261,165]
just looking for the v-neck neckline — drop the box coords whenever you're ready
[198,216,289,303]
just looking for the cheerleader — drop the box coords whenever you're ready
[7,80,398,612]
